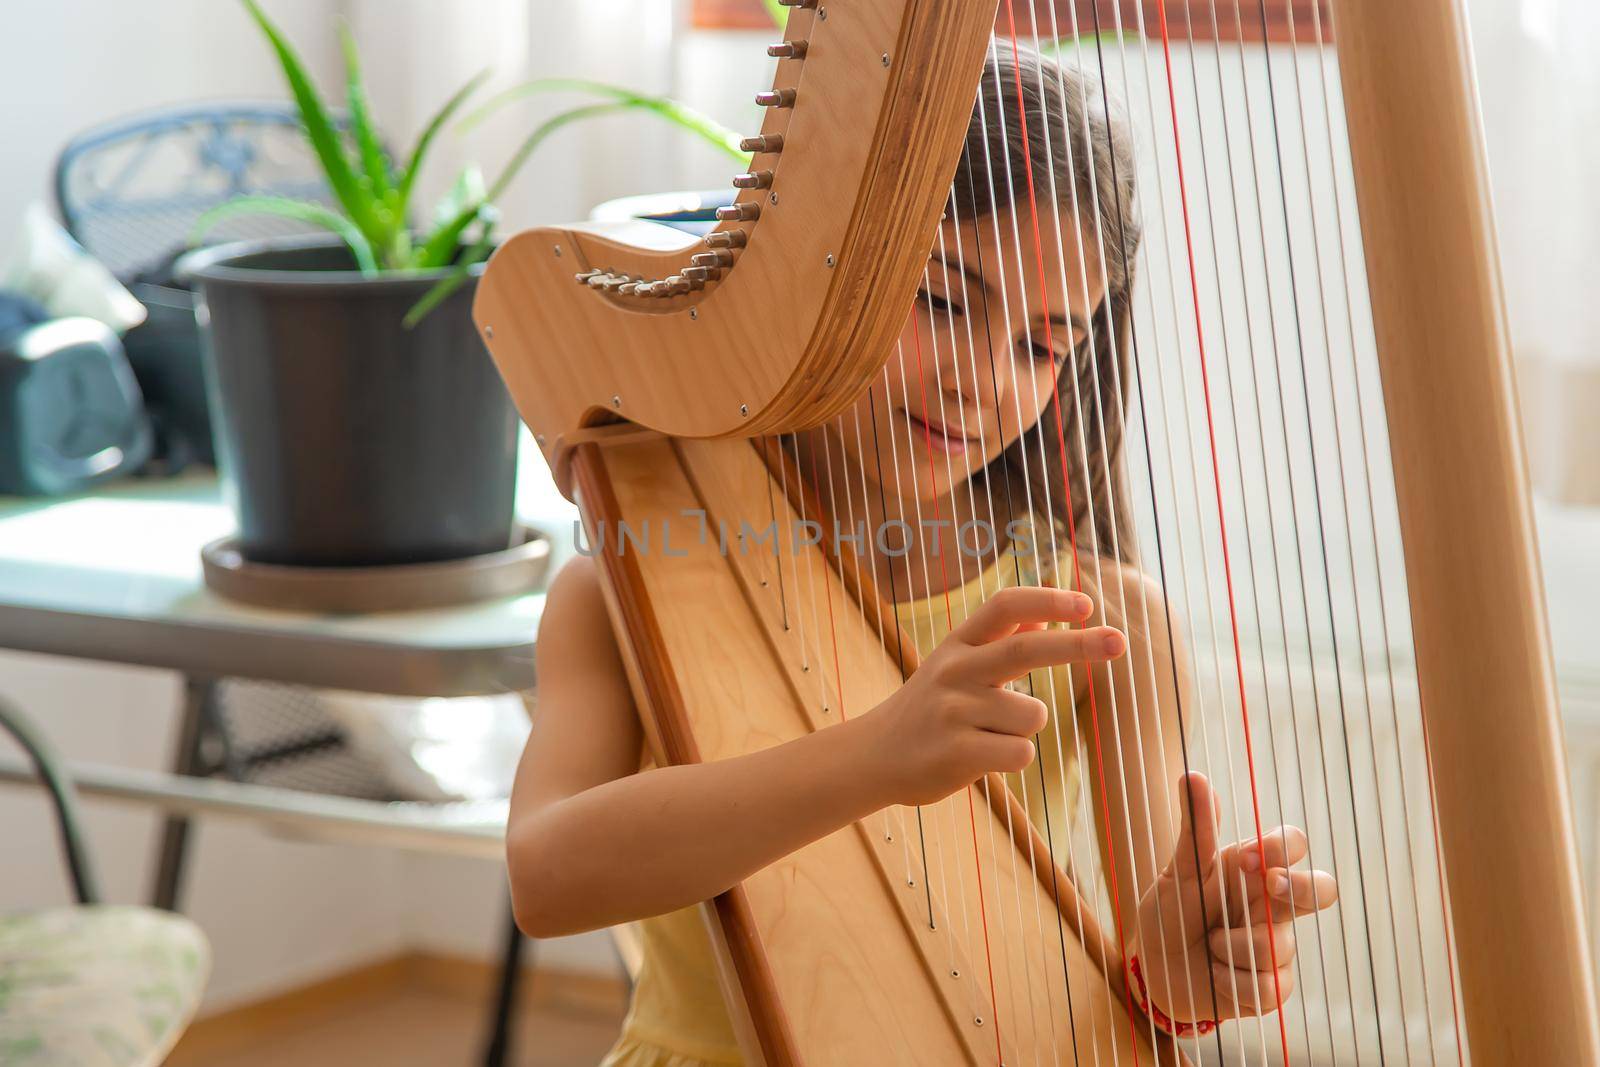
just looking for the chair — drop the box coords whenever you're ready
[0,695,208,1066]
[54,103,367,471]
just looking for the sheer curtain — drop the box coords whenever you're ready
[1470,0,1600,506]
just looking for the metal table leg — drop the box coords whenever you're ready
[150,676,217,911]
[482,899,532,1067]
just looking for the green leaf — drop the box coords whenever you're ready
[403,209,498,329]
[762,0,788,29]
[463,78,750,164]
[397,68,492,220]
[190,196,380,275]
[239,0,388,250]
[339,20,394,203]
[432,165,487,230]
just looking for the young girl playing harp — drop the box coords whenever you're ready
[507,45,1338,1066]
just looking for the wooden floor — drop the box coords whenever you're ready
[166,954,629,1067]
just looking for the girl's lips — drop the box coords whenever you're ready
[905,412,977,456]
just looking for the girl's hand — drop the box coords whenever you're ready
[1132,772,1339,1027]
[867,586,1127,807]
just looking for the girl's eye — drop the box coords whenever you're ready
[917,289,963,316]
[1018,339,1062,365]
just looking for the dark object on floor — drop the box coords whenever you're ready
[0,316,154,496]
[184,236,518,568]
[54,104,366,474]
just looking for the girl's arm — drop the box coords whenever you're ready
[507,557,1126,938]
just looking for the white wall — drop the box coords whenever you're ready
[0,1,341,259]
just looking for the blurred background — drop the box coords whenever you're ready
[0,2,1595,1065]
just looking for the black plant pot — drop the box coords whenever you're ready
[186,236,518,568]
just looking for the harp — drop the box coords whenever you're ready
[477,1,1598,1063]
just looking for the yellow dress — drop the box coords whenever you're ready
[601,549,1087,1067]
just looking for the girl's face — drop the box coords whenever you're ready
[815,210,1107,510]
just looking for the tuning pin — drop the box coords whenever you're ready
[585,272,616,289]
[740,134,785,155]
[617,281,641,296]
[755,89,797,109]
[777,0,816,7]
[732,170,775,190]
[768,40,808,59]
[704,230,749,250]
[602,275,632,292]
[715,202,761,222]
[693,250,736,269]
[649,281,676,297]
[667,276,697,294]
[575,269,603,285]
[683,265,720,283]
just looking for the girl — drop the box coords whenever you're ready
[508,46,1338,1066]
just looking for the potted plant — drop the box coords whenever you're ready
[185,0,747,568]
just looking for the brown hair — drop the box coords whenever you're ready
[949,44,1141,569]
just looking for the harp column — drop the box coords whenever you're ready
[1333,0,1600,1061]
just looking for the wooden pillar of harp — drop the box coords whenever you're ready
[1333,1,1600,1060]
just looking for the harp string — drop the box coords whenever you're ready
[971,54,1111,1061]
[1143,2,1298,1062]
[953,70,1081,1062]
[988,17,1149,1061]
[1066,3,1273,1059]
[837,412,929,959]
[952,148,1109,1064]
[921,231,1004,1043]
[1024,20,1190,1066]
[1176,0,1370,1055]
[1173,0,1348,1057]
[1027,2,1217,1056]
[919,253,1067,1064]
[1266,1,1430,1060]
[1052,7,1259,1060]
[1300,2,1466,1060]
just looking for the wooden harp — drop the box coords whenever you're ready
[477,1,1598,1063]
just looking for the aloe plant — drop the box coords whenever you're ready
[198,0,748,327]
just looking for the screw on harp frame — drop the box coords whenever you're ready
[552,244,563,257]
[611,395,622,409]
[483,325,494,339]
[740,133,784,154]
[881,52,891,67]
[715,202,761,223]
[739,404,749,417]
[704,230,748,250]
[825,253,836,268]
[755,88,797,109]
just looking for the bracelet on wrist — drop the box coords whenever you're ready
[1126,954,1219,1040]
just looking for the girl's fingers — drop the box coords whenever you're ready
[964,626,1126,684]
[1235,867,1339,921]
[1163,772,1220,885]
[953,585,1094,645]
[1208,921,1297,972]
[1222,825,1309,876]
[1214,961,1298,1017]
[967,687,1050,738]
[967,732,1038,776]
